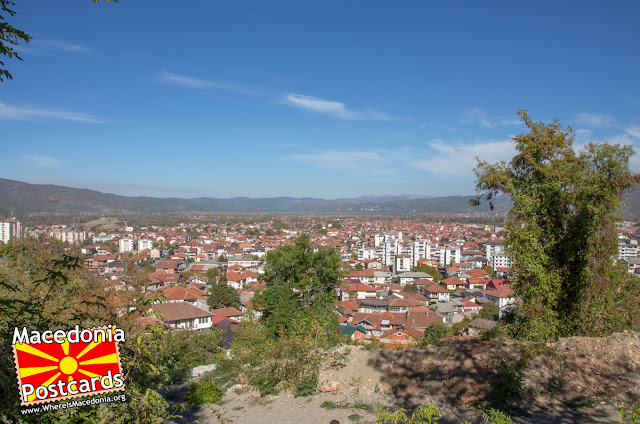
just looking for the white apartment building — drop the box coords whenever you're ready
[394,254,412,273]
[410,239,432,268]
[119,238,136,253]
[357,247,380,261]
[138,239,154,251]
[618,239,638,260]
[50,230,86,244]
[438,246,461,267]
[486,244,513,268]
[0,218,21,243]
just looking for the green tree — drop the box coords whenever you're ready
[403,284,417,292]
[207,280,240,309]
[416,264,442,282]
[0,0,32,81]
[419,322,451,346]
[205,267,220,281]
[483,266,495,276]
[473,110,640,341]
[256,234,341,335]
[479,303,500,321]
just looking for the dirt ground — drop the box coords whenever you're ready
[165,331,640,424]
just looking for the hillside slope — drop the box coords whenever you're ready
[165,332,639,424]
[0,178,507,216]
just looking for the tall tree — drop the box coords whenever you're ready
[256,234,341,335]
[0,0,31,81]
[207,281,240,310]
[473,110,640,341]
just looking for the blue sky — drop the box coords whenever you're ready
[2,1,640,198]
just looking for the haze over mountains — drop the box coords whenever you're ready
[1,177,638,219]
[0,178,507,216]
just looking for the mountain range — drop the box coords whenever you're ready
[1,177,638,219]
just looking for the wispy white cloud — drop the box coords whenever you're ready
[18,155,66,168]
[282,94,359,119]
[281,93,397,121]
[287,150,394,175]
[574,112,614,128]
[20,37,90,55]
[158,71,258,95]
[627,126,640,139]
[410,139,516,177]
[0,102,104,123]
[574,128,592,141]
[460,108,522,129]
[34,39,90,53]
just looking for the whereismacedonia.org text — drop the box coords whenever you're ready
[21,393,127,415]
[12,325,126,407]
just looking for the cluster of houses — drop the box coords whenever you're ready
[337,264,514,347]
[18,216,638,349]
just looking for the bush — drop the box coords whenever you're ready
[294,374,318,397]
[420,322,452,346]
[619,404,640,424]
[250,373,280,396]
[482,408,515,424]
[481,325,504,340]
[228,318,332,396]
[186,381,223,408]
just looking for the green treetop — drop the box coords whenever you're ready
[473,110,640,341]
[255,234,342,335]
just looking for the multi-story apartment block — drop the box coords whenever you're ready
[486,244,513,268]
[0,218,21,243]
[50,230,86,244]
[438,246,461,267]
[138,239,154,251]
[618,238,638,260]
[119,238,136,253]
[394,254,412,273]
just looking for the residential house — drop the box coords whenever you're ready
[484,289,516,310]
[160,286,208,310]
[397,271,432,286]
[151,302,214,330]
[441,276,466,291]
[379,325,423,348]
[424,284,450,303]
[339,325,367,342]
[348,283,377,299]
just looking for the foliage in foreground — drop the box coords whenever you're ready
[186,381,222,408]
[374,401,640,424]
[225,317,341,396]
[255,234,342,336]
[473,110,640,341]
[619,405,640,423]
[0,238,223,423]
[375,402,515,424]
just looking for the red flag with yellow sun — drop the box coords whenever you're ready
[12,327,124,405]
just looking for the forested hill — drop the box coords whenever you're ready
[1,177,638,219]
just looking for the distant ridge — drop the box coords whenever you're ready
[4,177,635,219]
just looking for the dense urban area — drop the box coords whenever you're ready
[2,214,640,343]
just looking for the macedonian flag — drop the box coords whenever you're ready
[12,326,124,405]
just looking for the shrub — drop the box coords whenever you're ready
[186,381,223,408]
[619,404,640,424]
[294,374,318,397]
